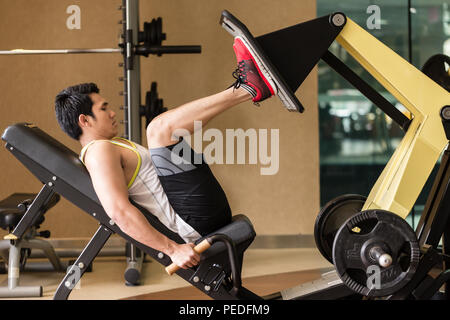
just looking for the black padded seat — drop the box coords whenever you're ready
[200,214,255,259]
[0,193,35,230]
[0,193,39,230]
[0,193,60,231]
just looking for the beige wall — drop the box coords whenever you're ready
[0,0,319,239]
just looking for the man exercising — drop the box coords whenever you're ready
[54,38,276,270]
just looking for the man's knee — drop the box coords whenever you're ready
[147,117,169,138]
[146,117,176,147]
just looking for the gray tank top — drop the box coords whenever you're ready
[80,137,201,243]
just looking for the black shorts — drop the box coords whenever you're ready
[149,139,232,236]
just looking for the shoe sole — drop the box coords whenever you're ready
[235,36,277,98]
[220,10,304,113]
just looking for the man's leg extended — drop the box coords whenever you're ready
[145,37,280,235]
[146,87,250,148]
[146,36,278,148]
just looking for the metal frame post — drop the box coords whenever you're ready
[53,225,113,300]
[122,0,144,285]
[124,0,142,143]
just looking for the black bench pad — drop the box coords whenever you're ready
[0,192,59,230]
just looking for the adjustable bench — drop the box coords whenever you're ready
[1,123,260,300]
[0,192,63,298]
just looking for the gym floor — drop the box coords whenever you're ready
[0,237,332,300]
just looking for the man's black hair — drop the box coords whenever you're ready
[55,83,100,140]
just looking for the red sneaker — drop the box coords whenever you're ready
[232,37,276,103]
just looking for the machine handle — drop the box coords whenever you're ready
[165,239,211,275]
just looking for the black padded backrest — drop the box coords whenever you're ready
[2,123,97,202]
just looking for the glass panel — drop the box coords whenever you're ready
[411,0,450,68]
[317,0,409,202]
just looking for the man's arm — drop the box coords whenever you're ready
[84,141,200,268]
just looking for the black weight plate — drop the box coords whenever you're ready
[314,194,366,263]
[143,82,166,127]
[149,82,158,116]
[332,210,420,297]
[156,17,164,46]
[144,91,152,126]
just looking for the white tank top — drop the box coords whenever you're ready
[79,137,201,243]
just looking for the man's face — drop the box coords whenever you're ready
[84,93,118,139]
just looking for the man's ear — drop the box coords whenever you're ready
[78,114,89,128]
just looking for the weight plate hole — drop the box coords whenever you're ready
[351,226,361,233]
[347,268,367,286]
[349,218,378,235]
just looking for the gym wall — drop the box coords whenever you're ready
[0,0,318,238]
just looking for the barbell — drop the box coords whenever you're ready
[0,46,200,56]
[0,48,122,55]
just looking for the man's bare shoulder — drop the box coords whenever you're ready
[83,140,121,170]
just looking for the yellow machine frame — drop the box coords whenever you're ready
[335,19,449,219]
